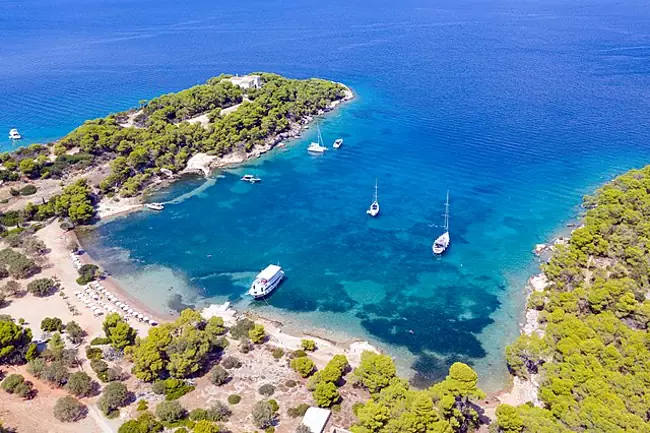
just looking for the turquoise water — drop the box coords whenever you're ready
[5,0,650,389]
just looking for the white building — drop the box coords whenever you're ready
[228,74,262,90]
[302,407,331,433]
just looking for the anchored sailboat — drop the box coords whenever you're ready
[307,125,328,153]
[432,191,450,255]
[367,178,379,217]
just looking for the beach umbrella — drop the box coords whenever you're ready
[137,313,144,319]
[115,302,122,307]
[150,321,158,326]
[143,317,150,322]
[110,308,118,313]
[127,309,134,314]
[121,305,129,311]
[85,288,92,293]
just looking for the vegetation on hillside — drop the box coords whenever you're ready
[502,165,650,433]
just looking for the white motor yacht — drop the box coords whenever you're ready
[241,174,261,183]
[249,264,284,299]
[333,138,343,149]
[145,203,164,211]
[8,129,21,140]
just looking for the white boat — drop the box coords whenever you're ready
[432,191,450,255]
[248,264,284,299]
[366,178,380,217]
[307,125,328,153]
[333,138,343,149]
[145,203,164,211]
[241,174,261,183]
[8,129,21,140]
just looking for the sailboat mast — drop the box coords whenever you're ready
[444,190,449,231]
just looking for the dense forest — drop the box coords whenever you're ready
[499,166,650,433]
[0,73,347,198]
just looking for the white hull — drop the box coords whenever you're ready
[333,139,343,149]
[8,129,21,140]
[249,265,284,298]
[308,143,327,153]
[367,201,379,217]
[145,203,164,211]
[432,231,449,254]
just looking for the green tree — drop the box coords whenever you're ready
[65,321,84,344]
[313,381,340,408]
[251,400,275,429]
[301,339,316,351]
[209,365,230,386]
[41,317,63,332]
[53,396,87,422]
[248,323,266,344]
[352,351,396,394]
[155,400,185,422]
[290,356,315,378]
[98,382,130,415]
[0,319,32,363]
[495,404,523,433]
[193,420,219,433]
[65,371,94,397]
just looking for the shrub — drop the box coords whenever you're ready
[25,343,38,361]
[90,337,111,345]
[301,339,316,351]
[229,318,254,339]
[42,361,70,387]
[65,321,84,344]
[205,401,231,421]
[193,420,220,433]
[136,399,149,411]
[209,365,230,386]
[189,408,208,421]
[2,280,21,296]
[268,399,279,412]
[41,317,63,332]
[258,383,275,397]
[27,278,56,297]
[53,396,87,422]
[227,394,241,405]
[221,356,241,369]
[331,403,341,413]
[27,358,47,377]
[65,371,94,397]
[155,400,185,423]
[98,382,130,416]
[86,346,103,360]
[19,185,37,196]
[252,400,275,429]
[152,378,194,400]
[238,337,251,354]
[296,424,311,433]
[290,357,315,378]
[290,349,307,359]
[285,379,297,388]
[272,347,284,359]
[265,428,275,433]
[1,374,25,393]
[287,403,310,418]
[0,249,39,279]
[76,264,99,285]
[248,323,266,344]
[118,412,162,433]
[352,402,364,416]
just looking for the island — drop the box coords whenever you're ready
[0,73,648,433]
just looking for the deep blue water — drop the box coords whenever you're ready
[4,0,650,389]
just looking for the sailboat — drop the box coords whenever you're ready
[307,125,328,153]
[432,191,450,255]
[367,178,379,217]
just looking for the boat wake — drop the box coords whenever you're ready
[162,177,219,205]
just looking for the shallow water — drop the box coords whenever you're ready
[5,0,650,390]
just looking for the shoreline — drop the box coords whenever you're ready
[93,84,355,222]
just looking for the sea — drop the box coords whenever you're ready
[2,0,650,390]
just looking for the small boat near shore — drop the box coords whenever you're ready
[241,174,261,183]
[249,264,284,299]
[308,125,328,153]
[432,191,450,255]
[333,138,343,149]
[367,178,380,217]
[8,129,21,140]
[145,203,164,211]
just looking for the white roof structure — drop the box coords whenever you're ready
[258,264,282,280]
[228,74,261,90]
[302,407,331,433]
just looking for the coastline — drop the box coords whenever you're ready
[93,84,354,222]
